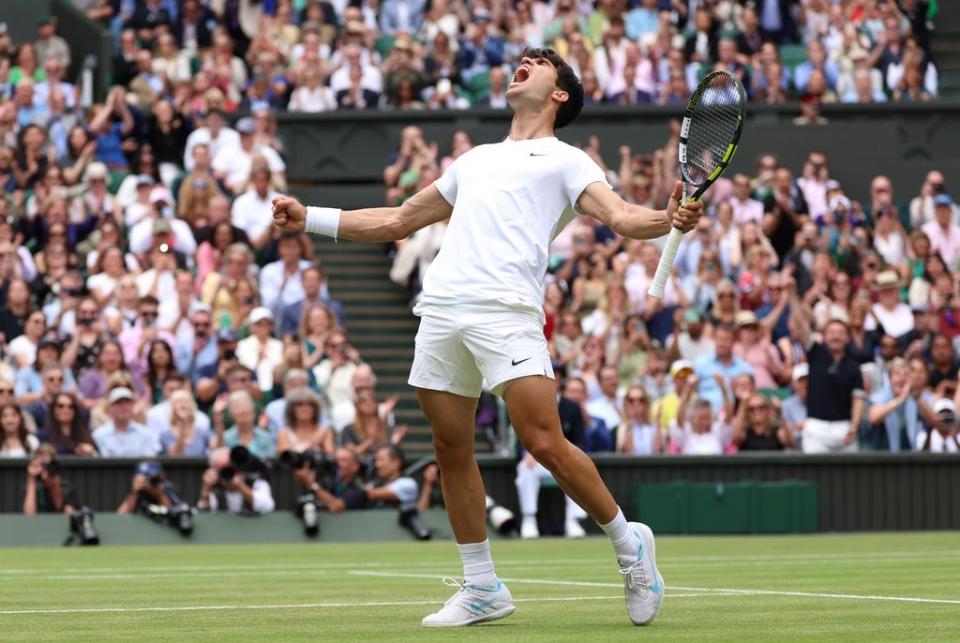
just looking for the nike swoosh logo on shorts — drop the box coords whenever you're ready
[511,357,532,366]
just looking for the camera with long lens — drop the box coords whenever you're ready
[281,449,334,536]
[295,493,320,537]
[485,495,517,536]
[68,507,99,546]
[135,461,194,536]
[219,446,265,484]
[398,506,431,540]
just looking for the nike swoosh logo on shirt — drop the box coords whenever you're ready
[511,357,532,366]
[529,153,550,157]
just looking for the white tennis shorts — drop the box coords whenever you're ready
[408,304,554,398]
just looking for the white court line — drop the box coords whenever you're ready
[350,571,960,606]
[0,595,623,616]
[2,550,958,577]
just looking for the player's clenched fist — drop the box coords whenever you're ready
[272,196,307,232]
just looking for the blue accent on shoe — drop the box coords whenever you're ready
[467,596,499,613]
[649,577,662,595]
[466,581,503,593]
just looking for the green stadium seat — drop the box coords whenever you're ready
[759,387,793,400]
[466,70,491,105]
[780,44,808,72]
[108,169,128,195]
[375,35,396,61]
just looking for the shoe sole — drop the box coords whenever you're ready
[631,523,664,626]
[422,604,516,628]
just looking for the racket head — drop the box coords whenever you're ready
[678,70,747,199]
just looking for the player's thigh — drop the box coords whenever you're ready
[502,375,567,456]
[416,387,479,453]
[408,314,484,399]
[460,311,553,398]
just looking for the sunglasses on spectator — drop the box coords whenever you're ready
[748,405,767,412]
[193,321,210,328]
[55,402,75,409]
[0,387,12,394]
[46,376,64,383]
[626,397,647,404]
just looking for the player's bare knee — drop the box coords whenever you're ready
[525,436,567,471]
[432,431,473,461]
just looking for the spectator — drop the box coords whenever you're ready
[229,164,281,249]
[915,399,960,453]
[693,325,753,411]
[616,385,660,455]
[93,387,160,457]
[781,363,809,448]
[733,311,785,389]
[921,195,960,270]
[798,319,866,454]
[0,402,39,457]
[288,67,336,112]
[671,387,731,456]
[159,389,213,456]
[276,388,333,455]
[183,109,239,171]
[197,446,275,514]
[867,357,930,452]
[236,307,283,393]
[222,390,276,460]
[585,366,622,434]
[215,118,287,195]
[340,388,406,457]
[733,392,792,451]
[259,232,311,315]
[867,271,914,340]
[34,17,70,69]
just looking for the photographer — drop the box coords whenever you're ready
[916,399,960,453]
[22,444,98,544]
[197,446,275,514]
[116,461,193,535]
[366,445,430,540]
[292,447,368,513]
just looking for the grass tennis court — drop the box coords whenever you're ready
[3,532,959,641]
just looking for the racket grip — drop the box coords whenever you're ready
[648,227,685,299]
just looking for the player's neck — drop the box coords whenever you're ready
[507,111,555,142]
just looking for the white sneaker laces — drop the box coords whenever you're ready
[619,560,650,598]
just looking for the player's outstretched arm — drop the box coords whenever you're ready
[272,184,453,243]
[576,180,702,240]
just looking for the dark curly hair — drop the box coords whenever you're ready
[520,47,584,130]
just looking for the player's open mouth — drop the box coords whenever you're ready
[511,66,530,85]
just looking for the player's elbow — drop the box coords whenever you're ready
[387,208,414,241]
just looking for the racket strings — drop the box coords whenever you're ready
[684,76,742,186]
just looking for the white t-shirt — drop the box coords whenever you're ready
[183,126,241,171]
[421,137,608,320]
[914,430,959,453]
[386,476,419,509]
[232,188,281,241]
[8,335,37,366]
[669,420,730,455]
[866,302,914,338]
[213,144,286,191]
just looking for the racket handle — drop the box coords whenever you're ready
[648,227,685,299]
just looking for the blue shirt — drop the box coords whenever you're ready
[95,122,128,168]
[693,354,754,411]
[160,425,213,456]
[223,426,276,460]
[93,421,160,457]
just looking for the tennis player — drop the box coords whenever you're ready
[272,48,703,628]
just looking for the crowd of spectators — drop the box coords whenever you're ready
[386,121,960,460]
[0,1,955,518]
[0,13,424,518]
[5,0,937,120]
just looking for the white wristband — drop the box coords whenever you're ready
[305,206,342,241]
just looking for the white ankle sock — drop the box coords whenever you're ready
[458,539,498,588]
[598,508,633,556]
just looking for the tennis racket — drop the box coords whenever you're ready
[648,70,747,299]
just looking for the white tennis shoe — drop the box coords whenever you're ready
[616,522,665,626]
[421,577,516,627]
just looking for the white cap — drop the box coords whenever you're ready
[934,398,956,415]
[249,307,274,325]
[792,363,809,382]
[149,186,174,205]
[108,387,135,404]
